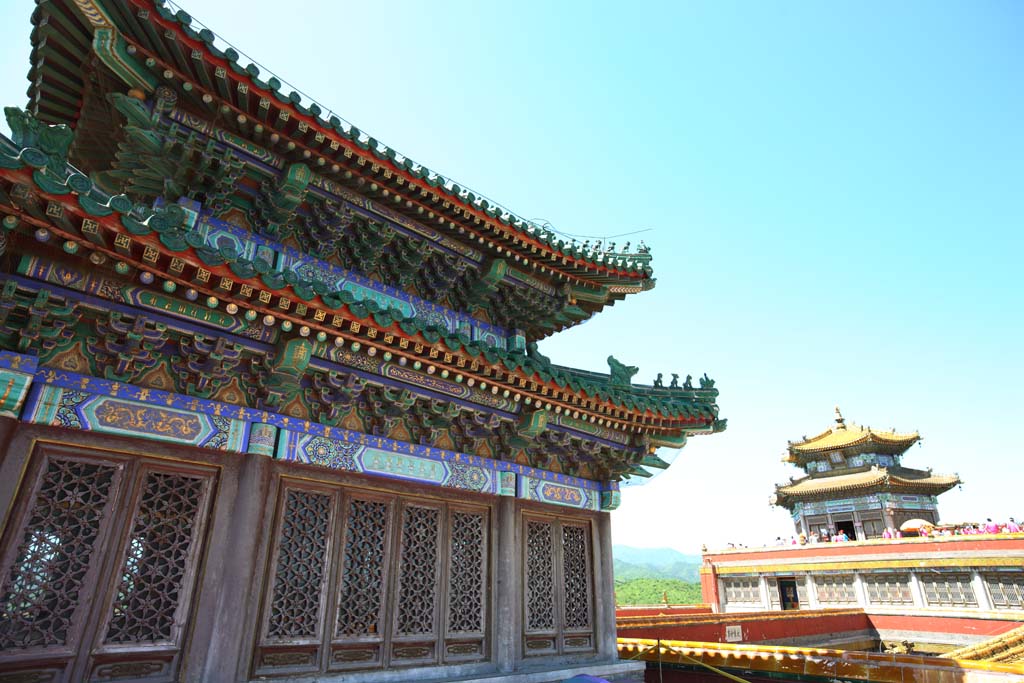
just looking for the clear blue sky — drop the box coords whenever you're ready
[1,1,1021,552]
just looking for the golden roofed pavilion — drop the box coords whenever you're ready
[771,408,960,540]
[774,466,961,504]
[785,406,920,463]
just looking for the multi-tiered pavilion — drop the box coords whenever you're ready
[771,408,959,540]
[0,1,723,682]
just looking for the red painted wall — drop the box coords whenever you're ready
[618,610,872,644]
[618,610,1023,645]
[868,613,1021,639]
[703,535,1024,565]
[699,566,719,611]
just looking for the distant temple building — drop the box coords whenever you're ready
[689,409,1024,650]
[0,1,723,681]
[619,404,1023,679]
[771,408,960,540]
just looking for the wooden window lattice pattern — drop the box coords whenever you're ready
[447,511,485,634]
[105,472,206,644]
[815,575,858,604]
[561,525,591,630]
[336,498,389,638]
[984,573,1024,609]
[920,573,977,608]
[863,573,914,605]
[267,489,332,639]
[525,521,555,631]
[795,579,808,605]
[0,458,117,650]
[724,577,761,604]
[396,506,440,636]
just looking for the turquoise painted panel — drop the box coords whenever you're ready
[518,474,598,511]
[0,351,37,417]
[360,448,448,485]
[280,429,496,495]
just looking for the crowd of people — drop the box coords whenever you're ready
[915,517,1021,537]
[765,517,1022,547]
[716,518,1023,551]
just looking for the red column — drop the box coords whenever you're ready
[700,560,720,613]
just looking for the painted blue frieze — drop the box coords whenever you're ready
[26,383,247,451]
[20,368,617,512]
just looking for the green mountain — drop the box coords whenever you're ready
[612,545,702,583]
[615,578,704,606]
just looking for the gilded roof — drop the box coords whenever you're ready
[787,407,919,459]
[773,466,960,506]
[943,624,1024,663]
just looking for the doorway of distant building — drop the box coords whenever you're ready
[835,520,857,540]
[778,578,800,610]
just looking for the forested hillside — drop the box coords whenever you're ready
[612,545,704,605]
[614,578,704,605]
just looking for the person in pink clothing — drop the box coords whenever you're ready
[1006,518,1021,534]
[984,518,1000,534]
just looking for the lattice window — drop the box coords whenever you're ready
[862,519,885,539]
[105,472,207,644]
[561,525,591,630]
[920,573,977,608]
[795,579,808,605]
[0,458,117,650]
[984,573,1024,609]
[723,577,761,605]
[336,498,389,638]
[525,521,555,631]
[395,505,440,636]
[863,573,914,605]
[815,575,858,604]
[267,489,333,639]
[447,511,485,634]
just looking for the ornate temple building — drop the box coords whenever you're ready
[610,428,1022,681]
[0,1,724,682]
[688,409,1021,638]
[771,408,959,540]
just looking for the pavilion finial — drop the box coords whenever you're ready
[834,405,846,429]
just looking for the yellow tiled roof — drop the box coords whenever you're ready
[944,624,1024,663]
[774,466,959,501]
[788,408,919,457]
